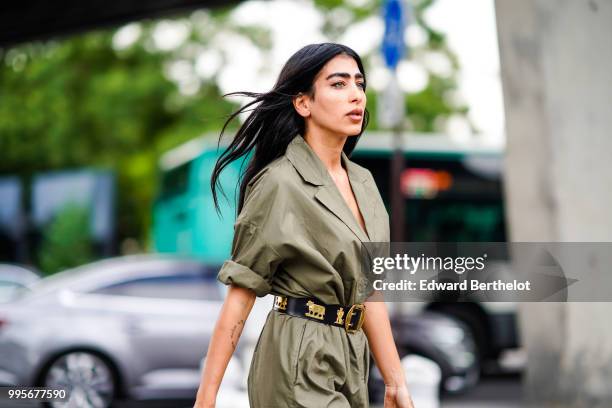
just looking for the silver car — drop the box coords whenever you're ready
[0,255,228,407]
[0,263,40,303]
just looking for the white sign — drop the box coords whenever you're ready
[377,74,405,129]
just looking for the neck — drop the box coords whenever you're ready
[303,127,347,175]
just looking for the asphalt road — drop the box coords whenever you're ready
[6,373,521,408]
[440,373,523,408]
[367,375,523,408]
[115,373,523,408]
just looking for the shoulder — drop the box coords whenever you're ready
[246,156,300,196]
[239,156,299,224]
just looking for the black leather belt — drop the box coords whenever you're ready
[272,295,366,333]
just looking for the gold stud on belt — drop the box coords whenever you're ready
[335,307,345,324]
[274,295,288,311]
[304,300,326,320]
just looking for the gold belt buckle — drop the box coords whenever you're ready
[344,303,366,333]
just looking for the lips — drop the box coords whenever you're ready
[347,108,363,121]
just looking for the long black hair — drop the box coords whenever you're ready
[210,43,370,215]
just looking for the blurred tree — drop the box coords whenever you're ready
[0,25,238,249]
[38,204,95,275]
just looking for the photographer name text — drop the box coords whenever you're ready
[372,279,532,292]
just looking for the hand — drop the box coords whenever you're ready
[383,384,415,408]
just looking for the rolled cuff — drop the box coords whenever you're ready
[217,260,272,297]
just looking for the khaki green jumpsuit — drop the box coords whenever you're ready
[217,135,390,408]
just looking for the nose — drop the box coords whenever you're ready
[349,82,364,103]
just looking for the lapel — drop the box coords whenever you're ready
[285,135,378,244]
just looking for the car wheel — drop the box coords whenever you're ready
[42,351,116,408]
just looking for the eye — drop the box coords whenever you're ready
[332,81,345,88]
[357,82,366,90]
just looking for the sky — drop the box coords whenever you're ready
[114,0,505,145]
[425,0,505,144]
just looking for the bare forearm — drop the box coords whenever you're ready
[363,293,407,387]
[195,284,256,404]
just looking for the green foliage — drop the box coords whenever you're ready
[38,204,95,275]
[0,27,238,246]
[414,0,447,49]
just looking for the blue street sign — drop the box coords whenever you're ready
[382,0,406,69]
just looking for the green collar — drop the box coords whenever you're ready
[285,135,369,186]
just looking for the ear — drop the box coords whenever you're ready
[292,92,311,118]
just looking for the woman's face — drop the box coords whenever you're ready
[297,54,366,138]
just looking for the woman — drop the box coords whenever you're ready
[194,43,415,408]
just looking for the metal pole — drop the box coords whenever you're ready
[381,0,408,243]
[390,113,405,243]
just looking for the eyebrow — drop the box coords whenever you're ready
[325,72,365,81]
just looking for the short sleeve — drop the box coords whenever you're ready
[216,168,284,297]
[217,219,282,297]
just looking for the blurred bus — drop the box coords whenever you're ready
[352,132,506,242]
[153,136,247,265]
[351,132,516,368]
